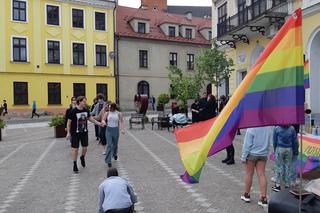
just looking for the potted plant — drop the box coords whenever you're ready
[157,93,170,112]
[0,119,6,141]
[49,114,66,138]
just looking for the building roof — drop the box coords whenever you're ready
[116,6,212,46]
[167,6,212,18]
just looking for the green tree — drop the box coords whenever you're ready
[168,66,204,111]
[197,44,234,97]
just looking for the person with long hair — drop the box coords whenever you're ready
[66,96,102,173]
[102,103,125,168]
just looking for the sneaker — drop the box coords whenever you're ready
[108,163,112,168]
[73,163,79,174]
[102,151,106,155]
[241,193,251,203]
[80,155,86,168]
[258,197,268,208]
[272,185,281,192]
[114,156,118,161]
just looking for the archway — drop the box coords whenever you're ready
[137,80,150,97]
[308,28,320,114]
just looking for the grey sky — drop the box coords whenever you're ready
[118,0,212,8]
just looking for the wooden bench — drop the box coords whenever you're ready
[129,113,145,130]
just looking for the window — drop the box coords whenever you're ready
[96,84,108,100]
[137,81,149,97]
[138,22,146,33]
[168,26,176,37]
[139,50,148,68]
[185,28,192,39]
[47,40,60,64]
[73,83,86,97]
[12,37,27,62]
[95,45,107,66]
[46,5,60,26]
[208,31,212,40]
[95,12,106,31]
[72,43,85,65]
[238,0,247,25]
[169,52,177,66]
[48,83,61,104]
[12,0,27,22]
[218,3,228,35]
[187,54,195,70]
[72,8,84,28]
[237,70,247,85]
[13,82,28,105]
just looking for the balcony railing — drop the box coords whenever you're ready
[218,0,288,38]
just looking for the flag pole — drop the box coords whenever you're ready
[299,125,303,213]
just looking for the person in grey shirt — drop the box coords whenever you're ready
[240,126,274,208]
[99,168,137,213]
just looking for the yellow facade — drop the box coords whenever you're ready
[0,0,115,113]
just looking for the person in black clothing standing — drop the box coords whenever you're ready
[65,97,77,130]
[66,96,102,173]
[191,99,200,123]
[198,92,208,121]
[219,95,235,165]
[206,94,218,119]
[2,100,8,116]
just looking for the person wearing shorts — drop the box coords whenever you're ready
[240,126,274,208]
[67,96,102,173]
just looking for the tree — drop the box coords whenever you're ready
[168,66,204,111]
[197,44,234,98]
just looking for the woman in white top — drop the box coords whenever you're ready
[102,103,125,167]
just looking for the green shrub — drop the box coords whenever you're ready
[0,119,6,129]
[157,94,170,106]
[49,114,65,127]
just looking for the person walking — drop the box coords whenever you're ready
[102,103,125,168]
[95,102,111,155]
[92,94,106,142]
[272,125,298,192]
[191,99,200,123]
[2,100,8,116]
[240,126,274,208]
[66,96,102,173]
[99,168,137,213]
[31,100,40,118]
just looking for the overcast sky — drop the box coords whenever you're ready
[118,0,212,8]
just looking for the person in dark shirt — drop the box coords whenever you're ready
[191,99,200,123]
[2,100,8,116]
[198,92,208,121]
[65,97,77,129]
[206,94,217,119]
[66,96,102,173]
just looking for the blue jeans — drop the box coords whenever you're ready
[290,155,298,182]
[105,127,119,164]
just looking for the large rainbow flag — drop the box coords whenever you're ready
[304,59,310,89]
[175,9,305,184]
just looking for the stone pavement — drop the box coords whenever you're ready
[0,121,278,213]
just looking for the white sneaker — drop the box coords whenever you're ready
[258,198,268,208]
[102,151,106,155]
[241,193,251,203]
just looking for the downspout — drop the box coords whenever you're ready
[113,1,120,104]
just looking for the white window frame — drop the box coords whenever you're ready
[94,43,108,67]
[45,3,61,27]
[46,39,62,64]
[71,41,86,66]
[11,0,28,23]
[93,10,107,32]
[71,7,85,29]
[11,35,29,62]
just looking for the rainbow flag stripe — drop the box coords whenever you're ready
[175,9,304,184]
[297,134,320,173]
[304,60,310,88]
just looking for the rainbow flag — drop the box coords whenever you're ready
[175,9,305,184]
[304,60,310,88]
[297,134,320,173]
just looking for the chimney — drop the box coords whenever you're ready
[140,0,167,11]
[185,11,192,20]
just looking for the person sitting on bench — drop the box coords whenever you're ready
[99,168,137,213]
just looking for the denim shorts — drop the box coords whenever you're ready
[247,154,267,162]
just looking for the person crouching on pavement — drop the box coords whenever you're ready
[99,168,137,213]
[241,126,274,208]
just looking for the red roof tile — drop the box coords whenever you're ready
[116,6,212,46]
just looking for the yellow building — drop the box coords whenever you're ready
[0,0,116,115]
[212,0,320,118]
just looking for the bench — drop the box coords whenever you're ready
[129,113,145,130]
